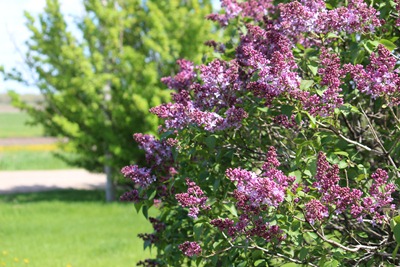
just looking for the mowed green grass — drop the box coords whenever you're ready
[0,150,75,170]
[0,112,44,138]
[0,190,155,267]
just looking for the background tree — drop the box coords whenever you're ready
[2,0,216,201]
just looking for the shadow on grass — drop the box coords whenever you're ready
[0,189,107,203]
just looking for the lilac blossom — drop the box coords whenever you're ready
[238,25,301,104]
[121,165,156,188]
[303,49,344,116]
[178,241,202,257]
[151,59,248,132]
[365,169,396,222]
[278,0,381,38]
[133,133,174,167]
[226,147,294,209]
[161,59,196,91]
[120,189,141,203]
[313,152,362,215]
[175,179,210,218]
[345,45,400,105]
[311,153,394,222]
[273,114,298,129]
[305,199,329,224]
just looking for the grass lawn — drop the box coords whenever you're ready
[0,150,75,170]
[0,190,155,267]
[0,112,44,138]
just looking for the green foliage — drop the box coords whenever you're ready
[1,0,216,198]
[127,0,400,266]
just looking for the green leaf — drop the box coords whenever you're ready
[393,244,400,259]
[326,32,340,39]
[281,105,294,116]
[393,223,400,244]
[338,160,348,169]
[324,259,339,267]
[142,205,148,219]
[308,61,319,75]
[394,216,400,224]
[300,79,314,90]
[379,39,397,51]
[333,151,348,157]
[205,135,216,150]
[299,247,308,261]
[193,223,203,241]
[223,203,238,217]
[304,112,316,128]
[281,263,300,267]
[257,107,269,113]
[254,259,267,267]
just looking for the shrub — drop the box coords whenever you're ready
[123,0,400,266]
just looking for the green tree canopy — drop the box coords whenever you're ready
[3,0,216,201]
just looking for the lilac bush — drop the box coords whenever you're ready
[123,0,400,266]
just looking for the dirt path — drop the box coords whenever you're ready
[0,137,58,146]
[0,169,105,194]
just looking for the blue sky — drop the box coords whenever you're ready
[0,0,220,95]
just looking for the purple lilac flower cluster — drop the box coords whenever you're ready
[302,49,345,116]
[133,133,174,167]
[210,215,284,242]
[216,147,293,241]
[279,0,381,37]
[345,45,400,105]
[178,241,202,257]
[175,179,211,218]
[226,150,294,209]
[307,152,362,223]
[306,152,395,224]
[304,199,329,225]
[151,59,248,132]
[161,59,196,91]
[119,189,141,203]
[207,0,380,40]
[355,169,396,222]
[121,165,156,188]
[238,25,300,105]
[121,133,175,188]
[273,114,298,129]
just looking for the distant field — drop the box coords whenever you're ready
[0,190,155,267]
[0,150,75,170]
[0,112,44,138]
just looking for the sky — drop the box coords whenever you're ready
[0,0,221,95]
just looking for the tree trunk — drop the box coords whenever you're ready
[104,152,115,202]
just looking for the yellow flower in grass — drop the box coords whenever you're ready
[66,264,72,267]
[0,144,57,152]
[14,257,18,262]
[23,259,29,264]
[1,251,7,256]
[1,262,5,266]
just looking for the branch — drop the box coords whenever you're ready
[309,224,378,252]
[249,242,319,267]
[315,121,380,153]
[359,106,400,179]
